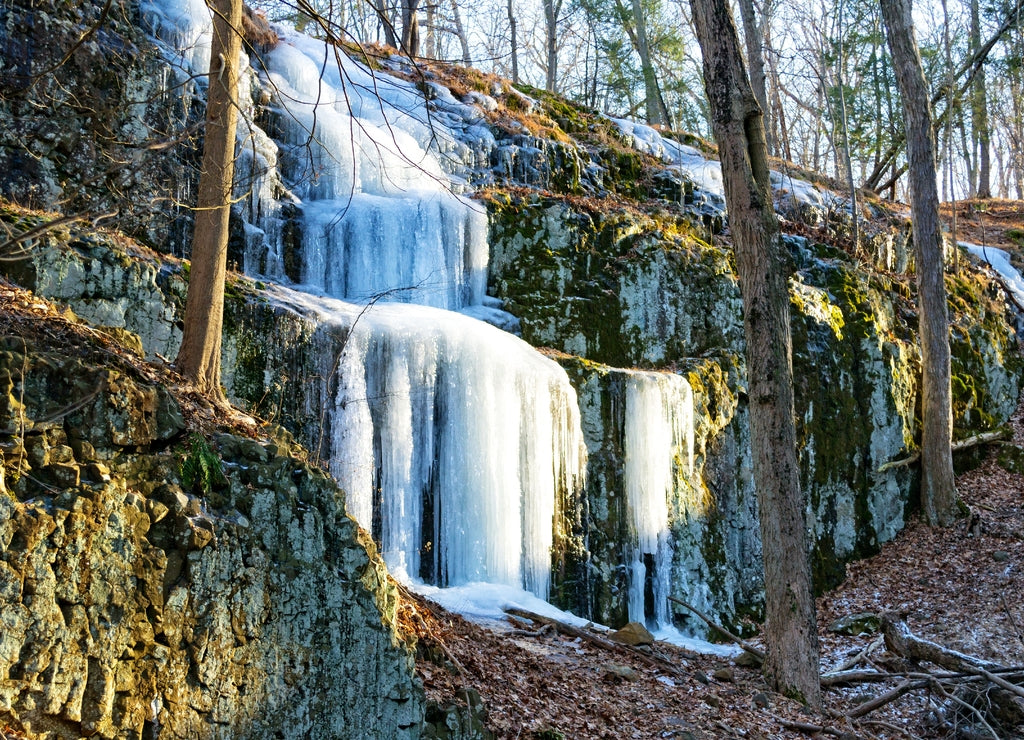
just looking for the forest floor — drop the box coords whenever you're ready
[405,200,1024,740]
[404,413,1024,740]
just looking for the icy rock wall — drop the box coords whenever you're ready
[144,0,588,606]
[0,0,203,252]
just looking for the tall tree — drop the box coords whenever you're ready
[372,0,398,47]
[737,0,771,149]
[450,0,472,65]
[401,0,421,55]
[970,0,992,198]
[544,0,563,91]
[175,0,243,400]
[880,0,958,525]
[689,0,822,707]
[622,0,672,125]
[507,0,520,82]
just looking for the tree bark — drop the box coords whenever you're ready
[689,0,821,708]
[507,0,519,83]
[372,0,397,47]
[630,0,671,126]
[543,0,562,92]
[175,0,242,401]
[880,0,958,526]
[970,0,992,199]
[738,0,771,151]
[864,0,1024,192]
[450,0,471,65]
[401,0,421,56]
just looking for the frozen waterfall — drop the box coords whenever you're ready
[146,0,586,599]
[623,371,695,627]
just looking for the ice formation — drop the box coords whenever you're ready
[623,371,695,627]
[610,117,849,220]
[963,242,1024,308]
[146,1,586,600]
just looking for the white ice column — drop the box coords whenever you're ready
[624,371,695,626]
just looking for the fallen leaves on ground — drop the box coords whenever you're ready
[408,396,1024,739]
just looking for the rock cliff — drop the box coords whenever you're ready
[0,284,422,739]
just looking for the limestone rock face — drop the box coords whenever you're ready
[0,345,422,739]
[1,226,185,361]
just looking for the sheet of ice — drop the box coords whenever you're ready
[963,242,1024,308]
[140,0,212,72]
[611,117,725,200]
[610,117,851,216]
[257,33,490,308]
[407,581,741,657]
[654,625,742,657]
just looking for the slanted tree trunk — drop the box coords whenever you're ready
[880,0,958,526]
[450,0,471,65]
[372,0,397,47]
[630,0,671,126]
[738,0,771,150]
[689,0,822,708]
[175,0,242,401]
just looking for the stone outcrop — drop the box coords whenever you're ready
[0,0,201,254]
[486,194,1023,630]
[0,338,422,739]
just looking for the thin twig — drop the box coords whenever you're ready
[930,678,1001,740]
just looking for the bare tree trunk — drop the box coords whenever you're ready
[738,0,771,150]
[880,0,958,526]
[401,0,421,56]
[507,0,519,83]
[768,32,791,161]
[689,0,822,709]
[834,0,859,250]
[424,0,435,59]
[1011,31,1024,197]
[630,0,671,126]
[450,0,471,65]
[175,0,242,401]
[971,0,992,198]
[543,0,562,92]
[864,0,1024,192]
[373,0,397,47]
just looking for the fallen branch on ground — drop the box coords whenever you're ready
[667,596,765,664]
[767,711,864,739]
[831,614,1024,731]
[504,607,685,675]
[877,428,1011,472]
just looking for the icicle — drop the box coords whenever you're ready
[284,296,585,598]
[623,371,695,626]
[148,0,588,602]
[256,36,489,308]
